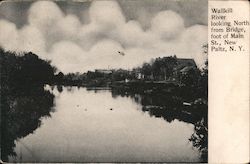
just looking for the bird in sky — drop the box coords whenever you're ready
[117,51,125,56]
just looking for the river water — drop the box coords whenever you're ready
[7,86,203,162]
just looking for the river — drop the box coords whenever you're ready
[5,85,205,162]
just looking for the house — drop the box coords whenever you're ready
[180,66,195,74]
[132,58,197,81]
[177,58,196,66]
[135,72,144,80]
[95,69,113,74]
[174,58,196,72]
[173,58,197,80]
[176,58,196,69]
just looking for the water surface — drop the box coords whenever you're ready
[8,86,202,162]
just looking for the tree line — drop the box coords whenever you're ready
[0,48,63,92]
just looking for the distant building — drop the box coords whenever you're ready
[137,72,144,80]
[177,58,196,67]
[133,58,197,81]
[180,66,195,74]
[95,69,113,74]
[134,69,145,80]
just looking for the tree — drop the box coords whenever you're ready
[151,56,177,80]
[199,44,208,98]
[55,72,64,84]
[0,48,57,89]
[141,63,152,80]
[180,68,200,87]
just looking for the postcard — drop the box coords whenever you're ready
[0,0,249,163]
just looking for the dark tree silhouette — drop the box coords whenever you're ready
[0,48,57,161]
[0,48,57,90]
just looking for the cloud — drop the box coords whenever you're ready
[18,25,46,55]
[151,10,185,40]
[28,1,64,31]
[114,20,157,48]
[0,19,45,56]
[180,25,208,65]
[0,19,19,50]
[0,0,207,73]
[89,0,125,27]
[48,41,88,73]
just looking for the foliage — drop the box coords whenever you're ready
[179,68,200,87]
[0,48,57,161]
[0,48,57,90]
[1,86,55,161]
[151,56,177,80]
[138,56,177,80]
[189,118,208,162]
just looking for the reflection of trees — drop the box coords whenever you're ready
[1,87,55,162]
[189,119,208,162]
[57,85,63,93]
[188,44,208,162]
[111,88,208,162]
[0,48,57,161]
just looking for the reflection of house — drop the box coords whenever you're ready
[95,69,113,74]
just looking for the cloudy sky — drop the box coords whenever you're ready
[0,0,207,73]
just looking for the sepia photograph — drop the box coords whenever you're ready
[0,0,208,162]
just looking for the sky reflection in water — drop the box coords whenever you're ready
[9,86,201,162]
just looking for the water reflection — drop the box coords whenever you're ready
[190,119,208,161]
[1,86,55,161]
[3,86,207,162]
[111,88,208,161]
[57,85,63,93]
